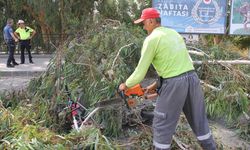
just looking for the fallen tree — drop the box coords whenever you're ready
[0,21,249,149]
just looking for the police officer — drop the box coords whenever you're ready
[119,8,216,150]
[3,18,19,68]
[14,20,36,64]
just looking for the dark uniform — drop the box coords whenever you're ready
[3,24,18,67]
[15,26,34,64]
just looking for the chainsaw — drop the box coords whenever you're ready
[119,84,157,126]
[81,84,158,127]
[94,84,157,107]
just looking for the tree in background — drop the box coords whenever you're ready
[0,0,151,52]
[1,0,250,53]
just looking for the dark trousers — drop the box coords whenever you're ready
[6,41,16,65]
[20,40,32,63]
[153,71,216,150]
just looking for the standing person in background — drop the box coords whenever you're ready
[14,20,36,64]
[3,18,19,68]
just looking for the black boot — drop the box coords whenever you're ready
[199,137,216,150]
[13,62,19,65]
[7,64,15,68]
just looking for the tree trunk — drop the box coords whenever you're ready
[59,0,65,43]
[22,4,52,44]
[213,35,222,45]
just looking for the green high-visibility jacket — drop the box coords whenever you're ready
[15,26,34,40]
[126,27,194,88]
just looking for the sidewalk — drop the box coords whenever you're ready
[0,54,52,77]
[0,54,52,92]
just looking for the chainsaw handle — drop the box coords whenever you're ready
[117,84,126,98]
[118,90,125,98]
[118,90,130,109]
[145,93,158,100]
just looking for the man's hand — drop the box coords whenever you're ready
[119,83,128,91]
[11,33,19,42]
[144,81,157,94]
[143,81,158,100]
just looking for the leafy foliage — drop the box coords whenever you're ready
[0,0,250,148]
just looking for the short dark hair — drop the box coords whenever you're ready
[155,18,161,24]
[7,18,13,24]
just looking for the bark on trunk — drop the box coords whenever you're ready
[22,4,52,44]
[213,35,222,45]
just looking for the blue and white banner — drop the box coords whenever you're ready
[153,0,227,34]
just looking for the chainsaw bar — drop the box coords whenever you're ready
[94,97,123,107]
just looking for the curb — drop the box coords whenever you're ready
[0,71,44,77]
[0,54,54,58]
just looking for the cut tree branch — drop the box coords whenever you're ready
[188,50,205,56]
[201,81,250,120]
[193,60,250,65]
[111,43,134,70]
[200,80,250,98]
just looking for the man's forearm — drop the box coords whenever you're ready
[13,33,20,39]
[11,33,18,41]
[30,31,36,39]
[148,81,157,90]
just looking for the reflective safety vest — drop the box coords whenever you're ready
[15,26,34,40]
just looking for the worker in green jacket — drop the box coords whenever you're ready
[14,20,36,64]
[119,8,216,150]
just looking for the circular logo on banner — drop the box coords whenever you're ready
[191,0,221,24]
[204,0,212,4]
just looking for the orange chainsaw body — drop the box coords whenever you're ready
[124,84,144,97]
